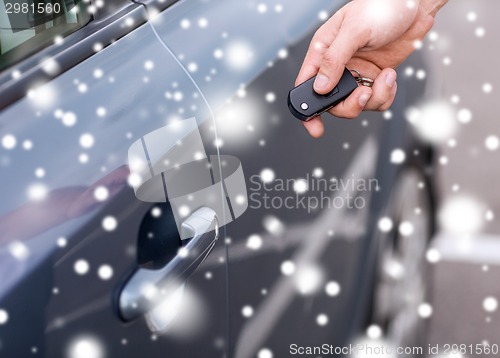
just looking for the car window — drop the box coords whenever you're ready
[0,0,91,71]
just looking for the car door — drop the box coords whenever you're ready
[0,1,231,357]
[142,0,383,357]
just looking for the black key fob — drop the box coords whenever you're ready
[288,68,358,121]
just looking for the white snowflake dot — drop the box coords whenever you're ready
[102,216,118,231]
[467,11,477,22]
[265,92,276,103]
[23,140,33,150]
[180,19,190,29]
[79,153,89,164]
[151,207,162,218]
[93,68,104,79]
[57,237,67,247]
[0,309,9,325]
[187,62,198,73]
[483,297,498,312]
[418,303,433,318]
[74,259,90,275]
[318,10,328,21]
[178,205,190,218]
[198,18,208,28]
[78,83,88,93]
[260,168,275,183]
[313,167,324,178]
[457,108,472,123]
[2,134,17,150]
[278,48,288,59]
[426,248,441,263]
[367,324,382,339]
[325,281,341,296]
[246,235,263,250]
[258,348,273,358]
[293,178,308,194]
[416,69,426,80]
[399,221,414,236]
[257,3,267,13]
[35,167,45,178]
[96,107,107,117]
[485,136,499,151]
[482,83,493,93]
[281,261,295,276]
[316,313,329,326]
[475,27,486,37]
[213,49,224,59]
[235,195,246,205]
[241,305,254,318]
[79,133,95,149]
[405,67,414,76]
[68,336,104,358]
[27,183,48,201]
[9,241,30,260]
[390,149,406,164]
[378,217,393,232]
[98,264,113,280]
[62,112,77,127]
[144,60,154,71]
[11,70,22,79]
[94,186,109,201]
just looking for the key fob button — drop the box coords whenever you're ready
[326,86,339,98]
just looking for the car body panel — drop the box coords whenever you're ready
[0,11,231,356]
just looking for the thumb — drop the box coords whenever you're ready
[314,26,368,94]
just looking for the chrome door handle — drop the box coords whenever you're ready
[118,207,218,323]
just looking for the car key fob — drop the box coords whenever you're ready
[288,68,358,121]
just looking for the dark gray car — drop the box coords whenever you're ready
[0,0,435,357]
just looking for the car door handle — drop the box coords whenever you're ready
[117,207,218,323]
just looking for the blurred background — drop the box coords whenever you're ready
[420,0,500,350]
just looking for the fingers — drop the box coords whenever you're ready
[326,68,397,120]
[301,72,398,138]
[302,116,325,138]
[328,86,373,119]
[364,68,397,110]
[379,82,397,112]
[301,88,372,138]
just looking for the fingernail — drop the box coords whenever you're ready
[314,74,329,92]
[359,93,371,107]
[385,72,396,88]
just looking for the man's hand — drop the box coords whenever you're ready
[296,0,447,138]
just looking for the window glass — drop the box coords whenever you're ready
[0,0,91,71]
